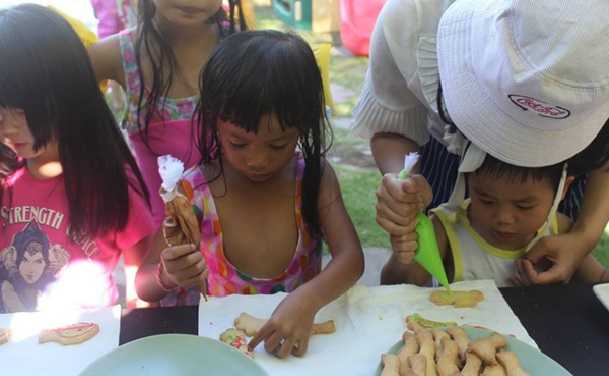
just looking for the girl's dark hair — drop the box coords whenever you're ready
[0,4,149,239]
[135,0,247,150]
[197,30,331,236]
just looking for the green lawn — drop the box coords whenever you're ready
[335,165,389,249]
[594,235,609,267]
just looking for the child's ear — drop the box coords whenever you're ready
[560,176,576,201]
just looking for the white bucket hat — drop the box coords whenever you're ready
[437,0,609,168]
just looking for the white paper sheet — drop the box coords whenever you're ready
[199,280,536,376]
[0,305,121,376]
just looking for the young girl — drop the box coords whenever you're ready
[0,4,156,312]
[383,151,609,287]
[360,0,609,284]
[136,30,365,358]
[88,0,247,226]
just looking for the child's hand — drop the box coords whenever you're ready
[159,244,206,289]
[376,173,432,237]
[511,259,533,286]
[248,291,317,358]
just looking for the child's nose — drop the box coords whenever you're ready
[246,153,268,170]
[495,207,516,225]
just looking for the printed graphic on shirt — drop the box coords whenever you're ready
[0,220,70,312]
[1,205,101,258]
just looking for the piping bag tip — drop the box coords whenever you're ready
[413,213,451,290]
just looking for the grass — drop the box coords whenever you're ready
[594,234,609,267]
[253,4,368,118]
[335,165,390,249]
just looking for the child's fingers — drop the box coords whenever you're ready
[509,270,523,286]
[522,259,548,284]
[175,274,205,289]
[161,244,197,261]
[515,260,532,286]
[175,259,207,281]
[509,274,522,286]
[292,336,309,357]
[248,323,274,352]
[162,249,203,273]
[510,260,523,286]
[275,336,296,359]
[164,259,206,288]
[263,331,284,355]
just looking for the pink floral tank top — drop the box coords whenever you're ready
[181,154,323,297]
[118,29,201,225]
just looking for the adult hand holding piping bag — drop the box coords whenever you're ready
[375,158,432,266]
[358,0,609,285]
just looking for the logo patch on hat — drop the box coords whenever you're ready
[508,95,570,119]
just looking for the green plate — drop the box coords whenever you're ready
[79,334,268,376]
[376,326,571,375]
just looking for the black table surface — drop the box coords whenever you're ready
[121,283,609,375]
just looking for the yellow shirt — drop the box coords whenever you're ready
[432,200,558,287]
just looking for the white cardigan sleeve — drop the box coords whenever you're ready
[351,0,430,146]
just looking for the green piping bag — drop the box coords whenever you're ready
[398,153,450,290]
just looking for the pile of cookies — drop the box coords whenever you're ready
[380,315,529,376]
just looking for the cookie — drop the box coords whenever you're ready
[430,289,485,308]
[234,312,336,337]
[0,328,10,345]
[220,328,253,358]
[39,322,99,345]
[406,313,457,329]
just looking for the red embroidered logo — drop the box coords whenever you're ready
[508,95,570,119]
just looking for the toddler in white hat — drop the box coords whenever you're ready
[395,147,609,287]
[364,0,609,285]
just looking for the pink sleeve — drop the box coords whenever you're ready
[114,184,158,251]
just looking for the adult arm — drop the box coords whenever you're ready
[87,35,126,86]
[525,166,609,283]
